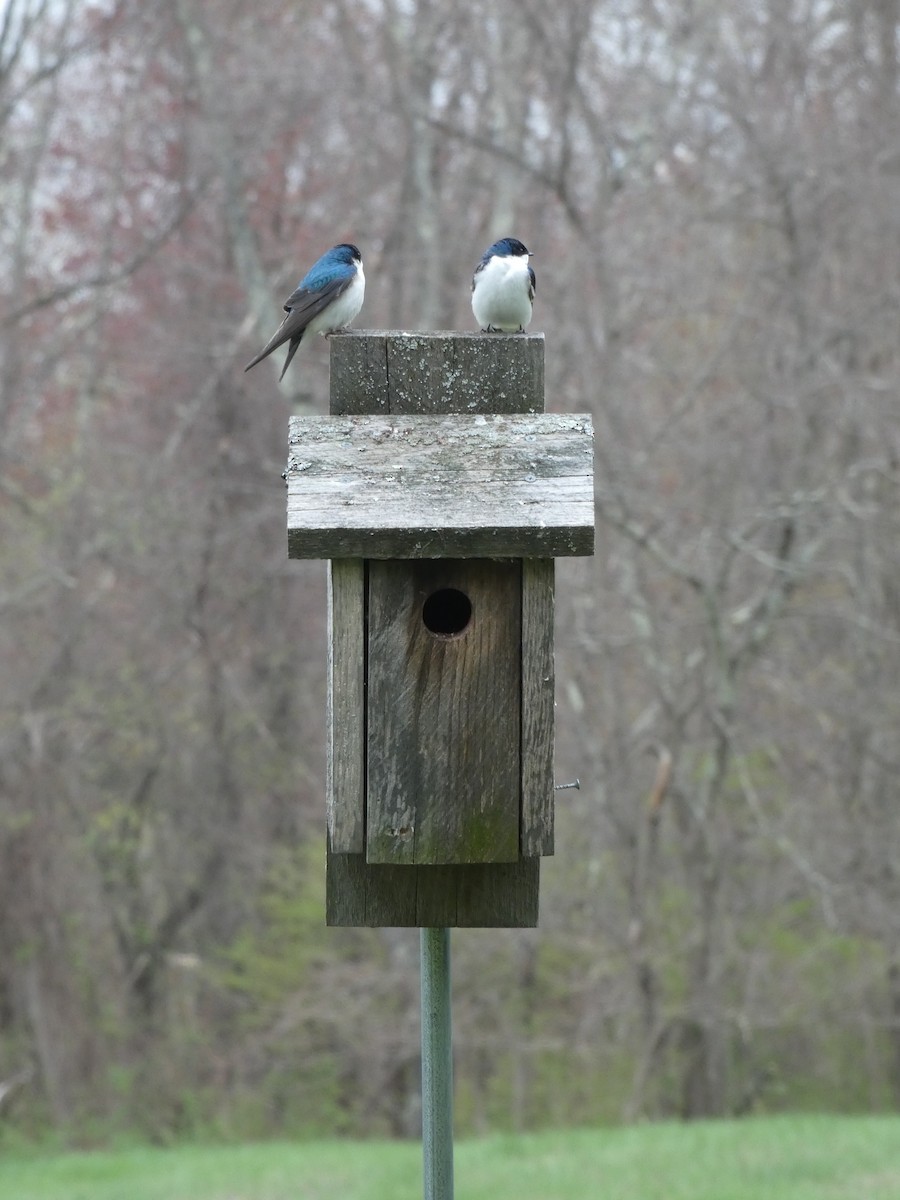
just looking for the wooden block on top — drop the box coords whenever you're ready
[329,330,544,417]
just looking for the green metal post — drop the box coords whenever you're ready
[421,927,454,1200]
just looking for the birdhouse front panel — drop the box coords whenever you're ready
[366,558,521,865]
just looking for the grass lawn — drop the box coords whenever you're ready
[0,1115,897,1200]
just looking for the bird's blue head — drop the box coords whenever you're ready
[483,237,530,261]
[328,243,362,266]
[299,242,363,290]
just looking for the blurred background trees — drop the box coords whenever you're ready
[2,0,899,1140]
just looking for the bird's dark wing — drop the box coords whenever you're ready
[244,273,353,373]
[471,260,486,293]
[528,265,536,303]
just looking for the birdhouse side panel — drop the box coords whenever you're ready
[326,559,366,852]
[521,558,555,856]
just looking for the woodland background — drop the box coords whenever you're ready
[2,0,900,1143]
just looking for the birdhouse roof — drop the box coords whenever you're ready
[286,412,594,559]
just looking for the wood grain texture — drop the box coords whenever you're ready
[521,559,555,855]
[366,559,521,864]
[330,330,544,417]
[326,559,366,852]
[286,412,594,560]
[326,856,539,927]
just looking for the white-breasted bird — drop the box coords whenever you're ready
[245,243,365,380]
[471,237,535,333]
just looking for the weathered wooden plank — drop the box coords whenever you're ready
[326,559,366,852]
[326,857,539,927]
[294,523,584,560]
[325,857,418,926]
[521,559,555,855]
[286,413,594,560]
[366,559,521,865]
[330,330,544,416]
[449,859,539,926]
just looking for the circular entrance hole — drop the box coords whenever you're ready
[422,588,472,637]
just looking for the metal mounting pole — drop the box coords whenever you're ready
[421,927,454,1200]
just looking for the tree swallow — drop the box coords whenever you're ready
[471,237,535,333]
[245,243,365,379]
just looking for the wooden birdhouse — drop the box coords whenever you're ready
[286,332,594,927]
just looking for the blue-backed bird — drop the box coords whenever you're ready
[245,243,365,380]
[471,237,535,333]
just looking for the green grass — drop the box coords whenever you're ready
[0,1116,898,1200]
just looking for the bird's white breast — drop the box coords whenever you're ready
[309,265,366,337]
[472,254,533,331]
